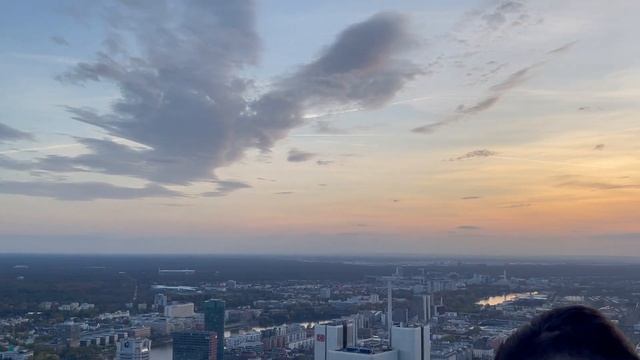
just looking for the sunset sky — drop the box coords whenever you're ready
[1,0,639,256]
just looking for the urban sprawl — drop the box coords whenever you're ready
[2,259,640,360]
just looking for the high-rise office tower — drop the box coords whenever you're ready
[391,326,430,360]
[314,325,430,360]
[115,338,151,360]
[314,324,347,360]
[203,299,225,360]
[173,331,218,360]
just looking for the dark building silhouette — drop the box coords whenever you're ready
[204,299,226,360]
[172,331,218,360]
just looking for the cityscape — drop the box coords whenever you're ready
[0,255,639,359]
[2,0,640,359]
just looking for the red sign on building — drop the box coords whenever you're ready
[316,334,326,342]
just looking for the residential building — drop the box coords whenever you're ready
[165,302,195,318]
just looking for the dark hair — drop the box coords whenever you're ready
[495,305,639,360]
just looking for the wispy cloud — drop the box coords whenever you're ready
[499,202,532,208]
[50,36,70,46]
[201,180,251,197]
[412,40,577,134]
[547,40,578,55]
[559,181,640,191]
[4,52,81,65]
[313,120,350,135]
[0,143,80,155]
[0,181,180,201]
[413,64,537,134]
[449,149,497,161]
[316,160,334,166]
[461,196,481,200]
[457,225,481,230]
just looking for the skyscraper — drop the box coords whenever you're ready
[204,299,225,360]
[115,338,151,360]
[391,326,430,360]
[173,331,218,360]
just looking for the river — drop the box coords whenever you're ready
[476,292,539,306]
[149,321,324,359]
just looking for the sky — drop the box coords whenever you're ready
[1,0,639,256]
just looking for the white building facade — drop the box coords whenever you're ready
[315,324,430,360]
[115,338,151,360]
[164,302,195,318]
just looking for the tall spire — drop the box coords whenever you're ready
[387,280,393,346]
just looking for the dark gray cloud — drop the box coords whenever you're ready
[40,4,419,190]
[53,1,261,185]
[0,123,33,142]
[287,148,317,162]
[449,149,497,161]
[0,181,179,201]
[593,144,605,151]
[275,12,422,110]
[461,196,481,200]
[201,180,251,197]
[274,191,294,195]
[50,36,70,46]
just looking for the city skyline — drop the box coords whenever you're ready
[1,0,640,256]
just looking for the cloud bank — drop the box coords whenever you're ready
[36,2,420,192]
[287,148,317,162]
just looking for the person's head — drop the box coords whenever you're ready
[495,305,639,360]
